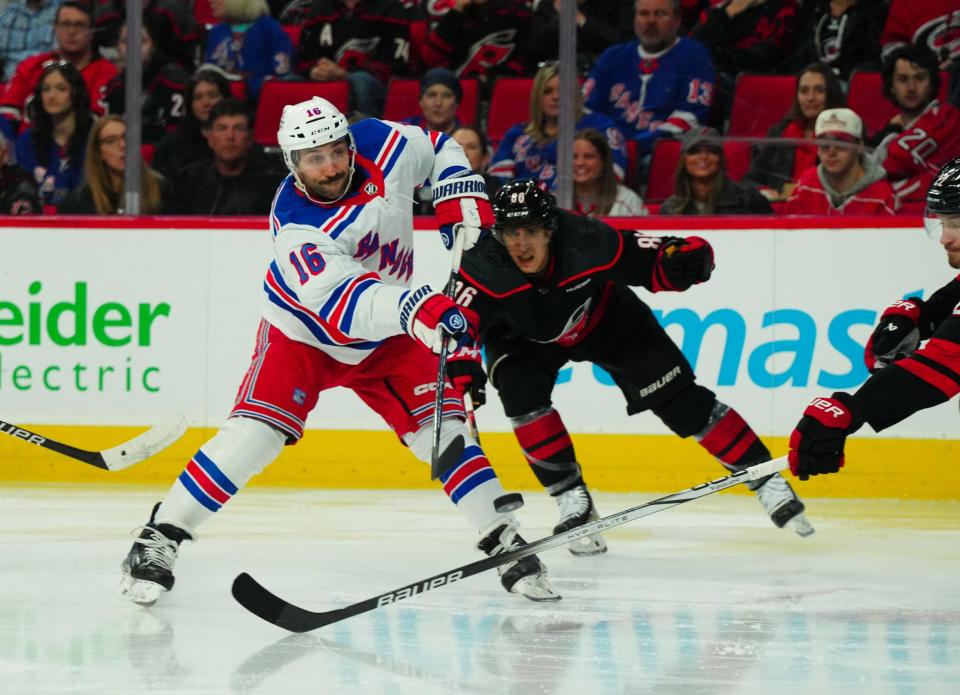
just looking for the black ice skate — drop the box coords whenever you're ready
[119,503,191,606]
[552,484,608,556]
[477,523,561,602]
[754,472,815,537]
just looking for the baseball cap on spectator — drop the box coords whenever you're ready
[680,126,722,154]
[420,68,463,103]
[815,108,863,142]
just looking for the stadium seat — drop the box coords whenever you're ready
[382,78,479,125]
[848,70,951,138]
[253,80,350,147]
[727,73,795,137]
[281,24,302,53]
[194,0,216,27]
[645,138,681,203]
[487,77,534,146]
[724,140,752,181]
[229,80,247,102]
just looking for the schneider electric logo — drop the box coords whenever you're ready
[0,281,171,394]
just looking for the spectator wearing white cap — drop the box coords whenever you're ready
[785,107,898,216]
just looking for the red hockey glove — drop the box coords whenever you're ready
[399,285,477,354]
[788,392,864,481]
[864,298,924,372]
[446,344,487,407]
[435,197,494,251]
[650,236,715,292]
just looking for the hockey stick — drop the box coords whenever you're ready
[232,456,788,632]
[430,230,468,478]
[0,415,187,471]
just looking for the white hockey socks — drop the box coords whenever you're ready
[406,422,513,534]
[156,416,286,536]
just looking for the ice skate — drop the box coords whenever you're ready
[754,472,815,537]
[477,522,562,602]
[552,484,607,556]
[119,503,191,606]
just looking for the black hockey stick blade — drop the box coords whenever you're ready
[232,457,788,632]
[0,415,187,470]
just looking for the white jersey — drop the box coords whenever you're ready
[261,118,476,364]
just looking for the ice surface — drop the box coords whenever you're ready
[2,485,958,694]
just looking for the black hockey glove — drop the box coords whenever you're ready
[864,297,924,372]
[789,392,864,481]
[651,236,715,292]
[446,345,487,408]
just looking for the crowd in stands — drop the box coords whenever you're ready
[1,0,959,217]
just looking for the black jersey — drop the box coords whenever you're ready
[854,274,960,430]
[454,210,662,351]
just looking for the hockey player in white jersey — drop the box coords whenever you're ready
[119,97,560,606]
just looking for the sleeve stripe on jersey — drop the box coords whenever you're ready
[265,263,379,349]
[896,349,960,398]
[375,128,402,168]
[381,137,407,178]
[487,159,515,179]
[327,273,381,334]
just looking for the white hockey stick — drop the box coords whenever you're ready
[0,415,188,471]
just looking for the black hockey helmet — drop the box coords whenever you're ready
[927,156,960,215]
[925,157,960,238]
[492,179,558,241]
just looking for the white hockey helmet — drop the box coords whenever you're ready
[277,96,353,174]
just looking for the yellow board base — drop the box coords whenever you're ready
[1,426,958,499]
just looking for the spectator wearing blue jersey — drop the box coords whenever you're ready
[489,61,627,191]
[583,0,716,160]
[204,0,293,101]
[15,59,92,210]
[0,0,62,83]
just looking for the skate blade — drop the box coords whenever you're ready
[119,574,166,607]
[786,513,815,538]
[511,575,562,602]
[568,534,608,556]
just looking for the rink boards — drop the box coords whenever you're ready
[1,216,957,497]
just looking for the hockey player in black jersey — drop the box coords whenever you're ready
[447,179,814,554]
[790,157,960,479]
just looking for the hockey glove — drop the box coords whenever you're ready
[446,344,487,407]
[435,197,495,251]
[864,298,924,372]
[650,236,715,292]
[788,392,865,481]
[399,285,477,354]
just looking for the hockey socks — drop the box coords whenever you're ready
[156,417,285,534]
[511,407,583,494]
[695,402,772,490]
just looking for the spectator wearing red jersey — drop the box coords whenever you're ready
[421,0,534,82]
[785,107,898,216]
[0,1,116,128]
[881,0,960,70]
[870,44,960,206]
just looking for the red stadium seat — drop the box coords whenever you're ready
[724,140,751,181]
[229,80,247,102]
[281,24,302,52]
[253,80,350,147]
[382,78,479,125]
[486,77,534,146]
[645,138,681,203]
[727,74,795,137]
[848,70,951,138]
[194,0,216,27]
